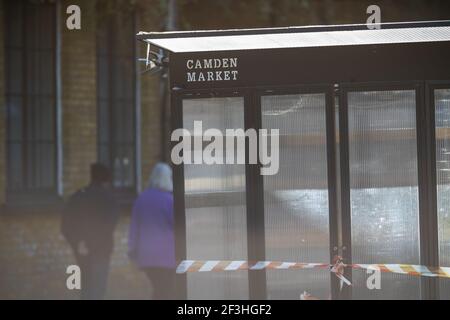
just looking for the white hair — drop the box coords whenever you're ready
[148,162,173,192]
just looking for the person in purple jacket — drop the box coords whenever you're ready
[128,162,175,299]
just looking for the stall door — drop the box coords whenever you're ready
[182,97,249,299]
[434,87,450,300]
[341,88,421,299]
[261,92,334,300]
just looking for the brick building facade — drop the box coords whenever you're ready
[0,0,164,299]
[0,1,5,207]
[0,0,449,299]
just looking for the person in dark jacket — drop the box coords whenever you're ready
[128,162,175,300]
[61,163,119,300]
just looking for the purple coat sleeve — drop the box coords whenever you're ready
[167,195,174,227]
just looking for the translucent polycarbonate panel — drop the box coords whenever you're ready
[262,94,331,300]
[348,90,421,299]
[183,97,248,299]
[435,88,450,299]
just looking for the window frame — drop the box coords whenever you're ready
[426,80,450,299]
[338,81,436,299]
[257,85,338,299]
[5,0,58,204]
[96,9,138,197]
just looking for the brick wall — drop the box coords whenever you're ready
[0,212,151,299]
[136,0,164,191]
[180,0,450,29]
[139,66,162,191]
[0,0,5,206]
[61,0,98,197]
[0,0,162,299]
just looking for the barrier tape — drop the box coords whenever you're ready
[352,263,450,279]
[176,260,329,273]
[330,256,350,287]
[176,259,450,283]
[176,257,352,286]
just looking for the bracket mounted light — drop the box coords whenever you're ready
[138,42,168,76]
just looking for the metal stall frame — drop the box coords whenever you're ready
[139,21,450,300]
[171,84,339,299]
[424,80,450,299]
[339,81,429,299]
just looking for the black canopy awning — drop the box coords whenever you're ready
[137,20,450,90]
[137,20,450,53]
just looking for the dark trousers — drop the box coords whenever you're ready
[76,253,111,300]
[144,267,175,300]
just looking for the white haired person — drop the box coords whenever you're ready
[128,162,175,299]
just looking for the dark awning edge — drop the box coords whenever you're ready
[136,20,450,41]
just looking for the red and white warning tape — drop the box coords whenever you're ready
[352,263,450,279]
[176,257,351,285]
[176,258,450,284]
[176,260,329,273]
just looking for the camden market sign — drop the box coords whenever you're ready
[169,42,450,90]
[185,57,239,83]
